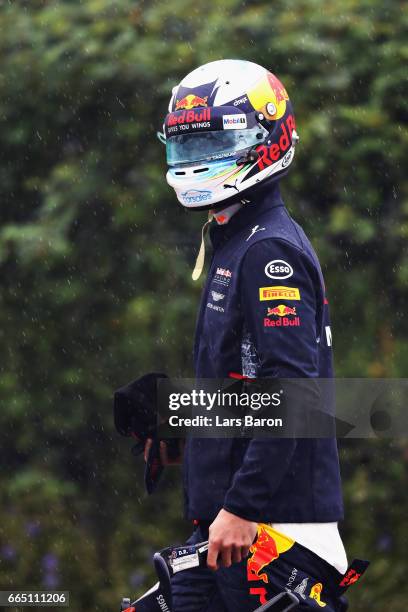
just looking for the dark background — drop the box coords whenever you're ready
[0,1,407,610]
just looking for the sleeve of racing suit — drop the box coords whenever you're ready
[223,237,321,521]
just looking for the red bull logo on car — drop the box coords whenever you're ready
[176,94,208,110]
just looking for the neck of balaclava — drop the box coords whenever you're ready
[212,201,244,225]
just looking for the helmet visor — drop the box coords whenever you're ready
[166,125,266,166]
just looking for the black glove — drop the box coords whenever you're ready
[114,372,167,443]
[114,372,180,493]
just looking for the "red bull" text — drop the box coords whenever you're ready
[167,108,211,126]
[264,317,300,328]
[256,114,295,170]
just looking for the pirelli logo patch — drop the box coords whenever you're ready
[259,286,301,301]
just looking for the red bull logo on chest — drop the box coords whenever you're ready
[264,304,300,328]
[267,304,296,317]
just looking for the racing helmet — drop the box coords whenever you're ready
[162,59,299,211]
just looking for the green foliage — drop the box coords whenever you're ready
[0,0,406,609]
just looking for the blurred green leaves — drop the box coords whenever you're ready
[0,0,407,610]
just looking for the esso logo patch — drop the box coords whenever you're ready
[265,260,293,280]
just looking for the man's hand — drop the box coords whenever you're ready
[207,509,258,570]
[144,438,184,465]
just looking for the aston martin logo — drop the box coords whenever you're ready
[211,291,225,302]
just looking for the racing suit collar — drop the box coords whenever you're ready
[209,182,284,249]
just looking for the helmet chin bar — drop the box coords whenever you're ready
[167,152,292,213]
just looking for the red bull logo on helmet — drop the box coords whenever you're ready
[267,72,289,104]
[175,94,208,110]
[256,114,295,171]
[167,108,211,127]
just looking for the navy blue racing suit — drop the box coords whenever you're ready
[184,183,343,523]
[173,183,346,611]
